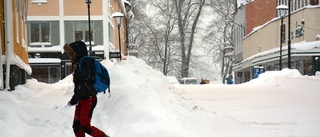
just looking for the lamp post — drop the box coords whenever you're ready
[288,0,292,69]
[277,4,288,70]
[85,0,92,56]
[112,12,124,61]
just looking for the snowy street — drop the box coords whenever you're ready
[177,81,320,137]
[0,57,320,137]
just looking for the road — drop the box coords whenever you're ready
[173,84,320,137]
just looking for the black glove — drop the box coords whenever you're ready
[67,101,77,107]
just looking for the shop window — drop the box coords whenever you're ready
[310,0,319,5]
[30,65,61,83]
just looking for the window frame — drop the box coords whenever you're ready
[72,21,95,45]
[29,21,51,47]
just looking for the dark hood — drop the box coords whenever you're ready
[64,41,88,63]
[69,41,88,58]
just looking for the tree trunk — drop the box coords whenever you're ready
[175,0,205,78]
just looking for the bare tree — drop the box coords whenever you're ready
[173,0,206,78]
[150,0,178,75]
[129,0,236,81]
[205,0,236,83]
[128,0,181,77]
[128,0,151,52]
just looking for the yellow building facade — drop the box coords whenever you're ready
[1,0,30,90]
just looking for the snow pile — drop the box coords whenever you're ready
[97,57,188,137]
[0,56,320,137]
[0,56,190,137]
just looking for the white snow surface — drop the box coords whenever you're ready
[0,56,320,137]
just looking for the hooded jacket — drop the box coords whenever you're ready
[64,41,97,105]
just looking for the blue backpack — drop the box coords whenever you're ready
[78,56,111,96]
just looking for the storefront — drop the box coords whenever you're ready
[234,41,320,84]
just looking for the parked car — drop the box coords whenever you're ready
[179,77,198,84]
[165,76,180,84]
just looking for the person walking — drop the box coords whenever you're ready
[64,41,109,137]
[226,75,233,85]
[200,79,206,84]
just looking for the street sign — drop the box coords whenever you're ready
[109,52,121,58]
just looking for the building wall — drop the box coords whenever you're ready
[27,0,130,83]
[243,7,320,59]
[110,0,128,56]
[246,0,277,35]
[27,0,128,57]
[13,0,29,64]
[242,20,279,59]
[289,7,320,43]
[28,0,103,16]
[64,0,103,16]
[1,0,30,90]
[233,5,246,63]
[28,0,59,16]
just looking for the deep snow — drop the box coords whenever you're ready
[0,57,320,137]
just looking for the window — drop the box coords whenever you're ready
[30,22,50,43]
[310,0,319,5]
[301,0,305,7]
[74,21,93,42]
[64,21,103,46]
[29,21,59,47]
[30,65,61,84]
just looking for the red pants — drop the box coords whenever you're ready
[73,96,106,137]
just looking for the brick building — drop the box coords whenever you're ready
[233,0,320,84]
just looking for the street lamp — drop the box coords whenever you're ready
[288,0,292,69]
[277,4,288,70]
[85,0,92,56]
[112,12,124,61]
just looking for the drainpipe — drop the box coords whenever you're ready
[0,28,3,90]
[4,0,11,90]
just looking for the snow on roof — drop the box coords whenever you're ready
[292,40,320,50]
[242,40,320,63]
[29,58,61,64]
[5,53,32,75]
[28,45,63,52]
[28,45,105,53]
